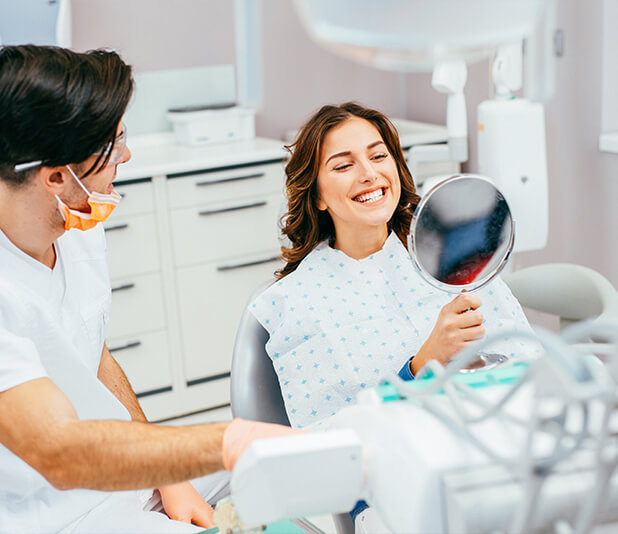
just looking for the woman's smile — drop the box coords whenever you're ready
[352,186,388,205]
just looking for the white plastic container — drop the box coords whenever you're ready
[166,106,256,146]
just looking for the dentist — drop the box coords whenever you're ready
[0,45,293,534]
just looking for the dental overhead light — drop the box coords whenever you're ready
[292,0,545,71]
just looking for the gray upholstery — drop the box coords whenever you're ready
[230,280,355,534]
[230,280,290,425]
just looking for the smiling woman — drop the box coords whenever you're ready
[315,116,402,259]
[278,102,420,278]
[249,102,538,435]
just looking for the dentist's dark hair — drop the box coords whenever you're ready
[0,45,134,187]
[277,102,420,279]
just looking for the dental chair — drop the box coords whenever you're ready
[503,263,618,330]
[230,263,617,534]
[231,281,355,534]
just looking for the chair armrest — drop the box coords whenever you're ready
[503,263,618,322]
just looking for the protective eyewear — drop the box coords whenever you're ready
[13,123,128,173]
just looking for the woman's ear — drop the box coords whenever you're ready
[316,196,327,211]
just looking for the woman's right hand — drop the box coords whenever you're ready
[411,293,485,375]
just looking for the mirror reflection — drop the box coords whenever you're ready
[407,174,514,294]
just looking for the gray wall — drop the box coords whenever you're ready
[71,0,618,288]
[72,0,235,70]
[402,0,618,289]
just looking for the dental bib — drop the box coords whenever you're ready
[250,232,539,429]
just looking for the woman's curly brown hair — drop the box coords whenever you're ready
[277,102,421,279]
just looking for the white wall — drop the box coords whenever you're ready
[258,0,408,141]
[71,0,618,287]
[72,0,408,136]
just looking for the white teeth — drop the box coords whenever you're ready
[354,188,384,203]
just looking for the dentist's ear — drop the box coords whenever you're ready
[39,166,69,195]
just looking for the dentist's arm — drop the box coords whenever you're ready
[0,377,294,492]
[97,344,148,422]
[0,376,226,490]
[97,344,215,528]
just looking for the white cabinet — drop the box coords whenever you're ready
[166,164,283,209]
[105,214,161,277]
[104,138,285,421]
[176,258,280,383]
[169,193,282,267]
[108,273,167,338]
[107,331,173,396]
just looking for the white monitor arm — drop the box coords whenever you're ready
[431,60,468,163]
[492,41,523,99]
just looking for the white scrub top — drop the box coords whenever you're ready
[251,232,540,429]
[0,225,133,534]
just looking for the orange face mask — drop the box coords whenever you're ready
[56,166,121,231]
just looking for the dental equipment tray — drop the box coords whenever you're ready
[376,362,528,401]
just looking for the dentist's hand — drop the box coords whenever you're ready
[159,481,215,528]
[411,293,484,375]
[222,418,305,471]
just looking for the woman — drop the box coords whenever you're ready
[250,102,537,430]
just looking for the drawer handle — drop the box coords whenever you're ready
[195,172,265,187]
[199,201,267,217]
[217,255,280,272]
[108,340,142,353]
[111,282,135,293]
[104,223,129,232]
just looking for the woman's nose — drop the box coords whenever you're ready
[358,158,377,182]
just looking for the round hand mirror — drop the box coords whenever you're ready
[407,174,515,372]
[407,174,514,294]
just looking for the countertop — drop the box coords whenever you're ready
[116,134,287,181]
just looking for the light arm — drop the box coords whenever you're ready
[432,59,468,162]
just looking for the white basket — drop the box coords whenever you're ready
[166,106,256,146]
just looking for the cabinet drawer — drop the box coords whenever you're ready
[176,256,282,383]
[170,192,283,267]
[107,273,166,339]
[166,163,284,209]
[113,180,155,218]
[140,377,231,422]
[106,330,173,396]
[104,213,161,279]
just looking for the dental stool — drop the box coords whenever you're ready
[503,263,618,330]
[231,281,355,534]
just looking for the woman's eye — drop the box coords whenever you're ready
[334,163,352,171]
[372,153,388,161]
